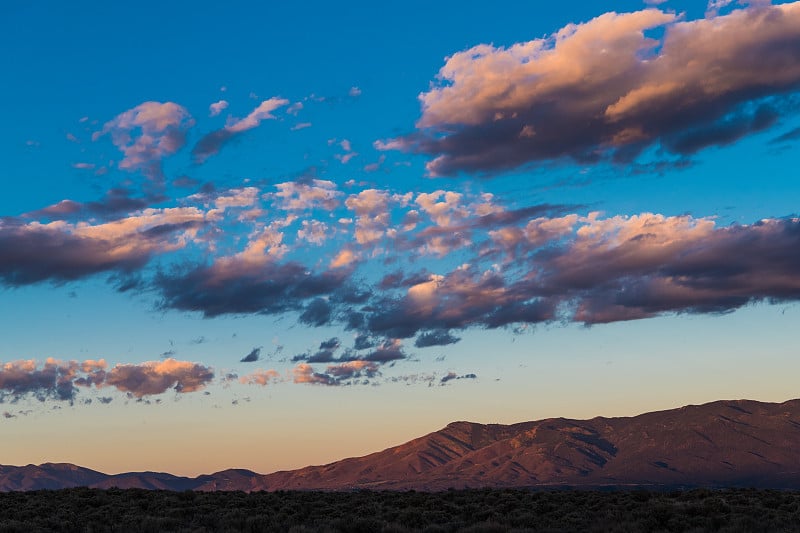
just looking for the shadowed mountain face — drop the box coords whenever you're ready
[2,399,799,492]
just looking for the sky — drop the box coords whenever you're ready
[2,0,800,477]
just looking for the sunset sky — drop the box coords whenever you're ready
[3,0,800,477]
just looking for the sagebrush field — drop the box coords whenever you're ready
[1,488,799,532]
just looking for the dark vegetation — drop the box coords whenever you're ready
[1,487,800,532]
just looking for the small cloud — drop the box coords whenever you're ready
[192,97,289,163]
[240,347,262,363]
[771,126,800,145]
[440,372,477,385]
[415,329,461,348]
[239,369,281,386]
[209,100,229,117]
[291,122,312,131]
[172,175,200,188]
[353,334,375,351]
[105,358,214,397]
[286,102,303,115]
[363,155,386,173]
[94,101,194,181]
[349,86,362,97]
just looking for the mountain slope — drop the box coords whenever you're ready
[252,398,800,490]
[0,463,107,491]
[1,398,798,491]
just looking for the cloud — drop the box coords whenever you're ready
[292,363,334,385]
[0,359,90,403]
[193,97,289,163]
[292,360,379,386]
[25,189,159,221]
[240,347,261,363]
[345,189,392,245]
[209,100,229,117]
[366,211,800,334]
[0,208,204,286]
[440,372,477,384]
[292,337,343,363]
[272,179,342,211]
[534,213,800,324]
[298,298,333,327]
[25,199,83,219]
[362,339,407,363]
[353,334,375,351]
[0,358,211,402]
[154,255,352,318]
[292,336,408,368]
[239,369,280,386]
[383,3,800,175]
[325,360,378,379]
[334,138,358,164]
[771,126,800,144]
[366,267,556,339]
[706,0,735,16]
[297,220,329,245]
[94,101,194,180]
[105,358,214,397]
[212,187,260,210]
[414,329,461,348]
[20,174,800,353]
[330,248,358,269]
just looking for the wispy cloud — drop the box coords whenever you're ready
[192,98,289,163]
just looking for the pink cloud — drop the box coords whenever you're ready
[227,98,289,133]
[345,189,392,245]
[297,220,329,245]
[192,98,289,163]
[239,369,281,386]
[387,3,800,175]
[272,179,342,211]
[94,101,194,180]
[209,99,229,117]
[105,358,214,397]
[0,207,205,285]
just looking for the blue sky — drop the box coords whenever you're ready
[2,0,800,475]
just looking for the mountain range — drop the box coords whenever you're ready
[2,398,799,492]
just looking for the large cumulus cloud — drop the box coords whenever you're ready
[382,2,800,175]
[0,208,204,286]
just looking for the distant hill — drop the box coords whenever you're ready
[2,398,799,492]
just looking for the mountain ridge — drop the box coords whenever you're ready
[2,398,799,492]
